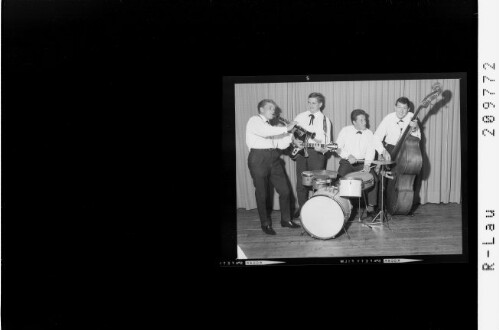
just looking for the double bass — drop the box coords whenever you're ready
[385,83,442,215]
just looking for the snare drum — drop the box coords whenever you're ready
[344,171,375,190]
[301,171,314,187]
[311,170,337,180]
[300,187,352,239]
[338,178,362,197]
[312,176,332,190]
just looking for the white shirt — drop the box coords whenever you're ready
[293,110,333,144]
[245,115,291,150]
[336,125,376,165]
[374,112,421,153]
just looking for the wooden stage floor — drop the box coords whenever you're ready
[237,203,463,259]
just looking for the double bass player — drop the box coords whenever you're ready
[371,96,421,216]
[373,97,420,161]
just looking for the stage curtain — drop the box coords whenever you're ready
[235,79,461,210]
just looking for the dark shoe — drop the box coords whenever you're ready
[261,225,276,235]
[281,220,301,228]
[293,211,301,220]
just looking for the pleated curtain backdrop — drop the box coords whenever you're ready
[235,79,461,210]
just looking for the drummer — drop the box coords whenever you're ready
[335,109,379,214]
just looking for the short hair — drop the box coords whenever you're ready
[351,109,367,123]
[257,99,277,113]
[308,92,325,111]
[395,97,410,107]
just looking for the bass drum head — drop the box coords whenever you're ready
[300,195,345,239]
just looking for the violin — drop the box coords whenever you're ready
[276,116,320,158]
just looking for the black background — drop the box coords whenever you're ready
[2,0,477,329]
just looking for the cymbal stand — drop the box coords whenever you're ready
[367,164,391,229]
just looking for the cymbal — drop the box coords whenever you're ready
[372,160,395,165]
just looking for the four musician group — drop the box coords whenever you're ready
[245,93,420,235]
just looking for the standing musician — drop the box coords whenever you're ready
[372,97,421,214]
[373,96,421,161]
[292,92,333,219]
[246,99,301,235]
[335,109,379,214]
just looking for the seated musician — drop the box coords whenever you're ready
[335,109,379,214]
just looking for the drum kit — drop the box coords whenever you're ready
[299,169,376,240]
[298,159,396,239]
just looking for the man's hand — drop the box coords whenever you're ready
[286,121,298,132]
[292,138,304,149]
[347,155,357,164]
[314,146,328,154]
[382,150,391,161]
[409,120,418,131]
[362,164,371,172]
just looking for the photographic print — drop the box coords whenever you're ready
[227,74,467,263]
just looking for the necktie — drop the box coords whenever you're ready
[309,114,315,125]
[398,120,403,137]
[356,131,362,134]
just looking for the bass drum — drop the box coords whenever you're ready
[300,187,352,239]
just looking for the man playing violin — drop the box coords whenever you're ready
[291,92,334,219]
[335,109,379,213]
[246,99,302,235]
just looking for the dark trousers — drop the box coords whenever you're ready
[248,149,292,226]
[295,149,326,210]
[337,159,378,206]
